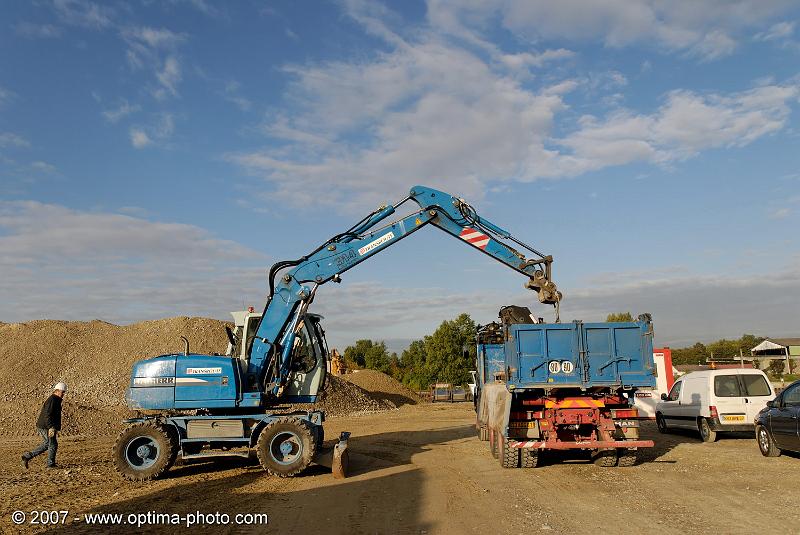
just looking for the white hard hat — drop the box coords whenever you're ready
[53,382,67,392]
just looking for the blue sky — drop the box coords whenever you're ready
[1,0,798,352]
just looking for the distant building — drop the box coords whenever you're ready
[751,338,800,374]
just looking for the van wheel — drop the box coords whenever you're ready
[698,418,717,442]
[656,413,668,433]
[756,425,781,457]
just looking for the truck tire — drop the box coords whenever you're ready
[617,448,638,467]
[592,449,617,467]
[521,448,539,468]
[478,425,488,441]
[656,413,668,433]
[256,417,316,477]
[490,429,499,459]
[500,436,519,469]
[756,425,781,457]
[698,418,717,443]
[113,422,176,481]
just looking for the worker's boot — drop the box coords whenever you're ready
[21,454,29,469]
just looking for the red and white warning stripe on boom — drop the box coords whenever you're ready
[459,227,490,250]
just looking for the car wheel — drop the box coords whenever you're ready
[756,425,781,457]
[656,413,668,434]
[698,418,717,443]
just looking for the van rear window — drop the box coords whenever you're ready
[741,374,770,396]
[714,375,742,397]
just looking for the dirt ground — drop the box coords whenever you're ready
[2,403,797,534]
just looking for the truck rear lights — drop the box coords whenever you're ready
[611,409,638,418]
[709,405,719,419]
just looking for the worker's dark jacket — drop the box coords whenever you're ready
[36,394,62,431]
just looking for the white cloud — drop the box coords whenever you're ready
[427,0,798,61]
[552,84,799,176]
[755,21,796,41]
[52,0,114,29]
[129,128,152,148]
[102,99,140,123]
[0,132,30,149]
[228,4,800,211]
[769,207,791,219]
[129,114,176,149]
[121,27,186,100]
[30,161,57,173]
[0,201,266,324]
[563,263,800,346]
[223,80,252,111]
[0,86,15,109]
[16,22,63,39]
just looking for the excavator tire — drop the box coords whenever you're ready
[112,421,176,482]
[256,417,316,477]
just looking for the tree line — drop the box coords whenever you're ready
[343,313,477,391]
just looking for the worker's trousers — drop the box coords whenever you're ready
[25,427,58,467]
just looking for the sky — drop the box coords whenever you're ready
[1,0,798,352]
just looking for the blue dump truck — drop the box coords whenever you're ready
[475,306,656,468]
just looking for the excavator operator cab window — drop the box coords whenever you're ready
[291,320,318,373]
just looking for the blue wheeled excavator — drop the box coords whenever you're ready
[112,185,561,481]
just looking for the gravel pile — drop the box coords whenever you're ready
[0,318,229,437]
[343,369,421,407]
[0,319,421,436]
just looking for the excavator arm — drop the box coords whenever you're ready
[248,185,561,397]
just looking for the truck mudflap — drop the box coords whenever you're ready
[314,431,350,479]
[508,439,654,450]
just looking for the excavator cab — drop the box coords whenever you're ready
[283,313,329,402]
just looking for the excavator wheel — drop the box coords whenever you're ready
[112,421,176,481]
[256,417,316,477]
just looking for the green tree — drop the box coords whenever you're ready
[344,339,373,368]
[422,313,477,387]
[606,312,634,322]
[364,341,390,373]
[401,339,430,390]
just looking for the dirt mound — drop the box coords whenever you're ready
[291,376,395,416]
[0,318,229,437]
[0,319,416,436]
[343,369,421,407]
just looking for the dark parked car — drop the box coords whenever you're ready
[755,379,800,457]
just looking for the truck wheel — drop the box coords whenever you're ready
[490,429,499,459]
[500,436,519,468]
[112,422,175,481]
[479,425,489,441]
[656,413,668,433]
[592,449,617,467]
[521,448,539,468]
[698,418,717,443]
[617,448,638,467]
[756,425,781,457]
[256,417,316,477]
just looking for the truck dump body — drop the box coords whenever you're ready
[508,320,655,390]
[475,311,657,469]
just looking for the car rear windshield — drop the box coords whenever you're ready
[714,375,742,397]
[740,374,771,396]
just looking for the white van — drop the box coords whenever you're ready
[655,369,774,442]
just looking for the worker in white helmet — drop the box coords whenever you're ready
[22,382,67,469]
